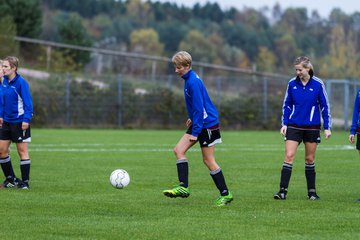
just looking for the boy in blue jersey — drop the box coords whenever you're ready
[0,56,33,189]
[274,56,331,200]
[163,51,233,206]
[349,88,360,202]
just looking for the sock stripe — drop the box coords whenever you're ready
[210,167,221,175]
[176,159,188,164]
[282,163,293,170]
[0,156,10,164]
[20,160,31,165]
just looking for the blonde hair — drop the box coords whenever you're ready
[294,56,314,76]
[4,56,19,71]
[172,51,192,67]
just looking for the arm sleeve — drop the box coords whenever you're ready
[190,81,204,137]
[21,81,34,123]
[350,90,360,135]
[281,84,292,126]
[0,91,3,118]
[318,83,331,130]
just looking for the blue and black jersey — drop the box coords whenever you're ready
[282,76,331,130]
[350,88,360,135]
[0,73,33,123]
[182,69,218,137]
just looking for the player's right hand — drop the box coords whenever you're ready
[349,134,355,144]
[280,126,287,136]
[186,118,192,127]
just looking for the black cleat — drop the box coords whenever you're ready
[17,180,30,189]
[274,188,287,200]
[0,177,18,189]
[308,192,320,200]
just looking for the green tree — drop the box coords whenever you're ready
[0,0,42,38]
[178,30,216,63]
[129,28,164,73]
[319,25,360,78]
[274,33,301,72]
[57,13,93,70]
[0,16,19,57]
[130,28,164,55]
[126,0,153,27]
[255,47,276,72]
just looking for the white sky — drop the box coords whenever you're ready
[152,0,359,18]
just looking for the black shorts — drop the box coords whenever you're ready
[186,124,222,147]
[356,134,360,150]
[0,122,31,143]
[285,127,320,144]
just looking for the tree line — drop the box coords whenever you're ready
[1,0,360,78]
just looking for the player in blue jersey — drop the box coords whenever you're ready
[0,56,33,189]
[163,51,233,206]
[274,56,331,200]
[349,88,360,202]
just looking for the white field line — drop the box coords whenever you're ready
[28,144,355,152]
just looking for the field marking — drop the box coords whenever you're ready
[28,144,355,152]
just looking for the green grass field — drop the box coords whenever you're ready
[1,129,360,239]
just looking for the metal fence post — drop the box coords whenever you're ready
[216,77,222,113]
[263,76,268,123]
[117,74,123,128]
[344,80,349,130]
[65,73,71,126]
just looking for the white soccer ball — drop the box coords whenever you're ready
[110,169,130,189]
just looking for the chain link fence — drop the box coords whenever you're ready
[13,37,359,130]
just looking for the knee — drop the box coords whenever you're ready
[285,153,295,163]
[0,146,9,156]
[305,157,315,164]
[173,147,183,159]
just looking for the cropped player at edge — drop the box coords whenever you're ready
[274,56,331,200]
[348,87,360,202]
[163,51,233,207]
[0,56,33,189]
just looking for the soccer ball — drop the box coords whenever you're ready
[110,169,130,189]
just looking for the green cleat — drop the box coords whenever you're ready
[215,192,234,206]
[163,186,190,198]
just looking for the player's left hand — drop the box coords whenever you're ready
[324,129,331,139]
[22,122,29,130]
[189,135,197,142]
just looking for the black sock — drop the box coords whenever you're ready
[176,159,188,188]
[305,163,316,192]
[20,159,31,183]
[0,156,16,180]
[210,168,229,196]
[280,162,293,191]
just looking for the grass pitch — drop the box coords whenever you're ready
[1,129,360,239]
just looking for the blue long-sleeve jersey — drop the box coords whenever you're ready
[182,69,218,137]
[282,76,331,130]
[350,88,360,135]
[0,73,33,123]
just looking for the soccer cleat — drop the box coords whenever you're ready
[215,192,234,206]
[163,186,190,198]
[308,192,320,200]
[274,188,287,200]
[356,199,360,203]
[0,177,19,189]
[17,180,30,189]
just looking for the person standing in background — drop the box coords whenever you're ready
[163,51,233,206]
[0,56,33,189]
[274,56,331,200]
